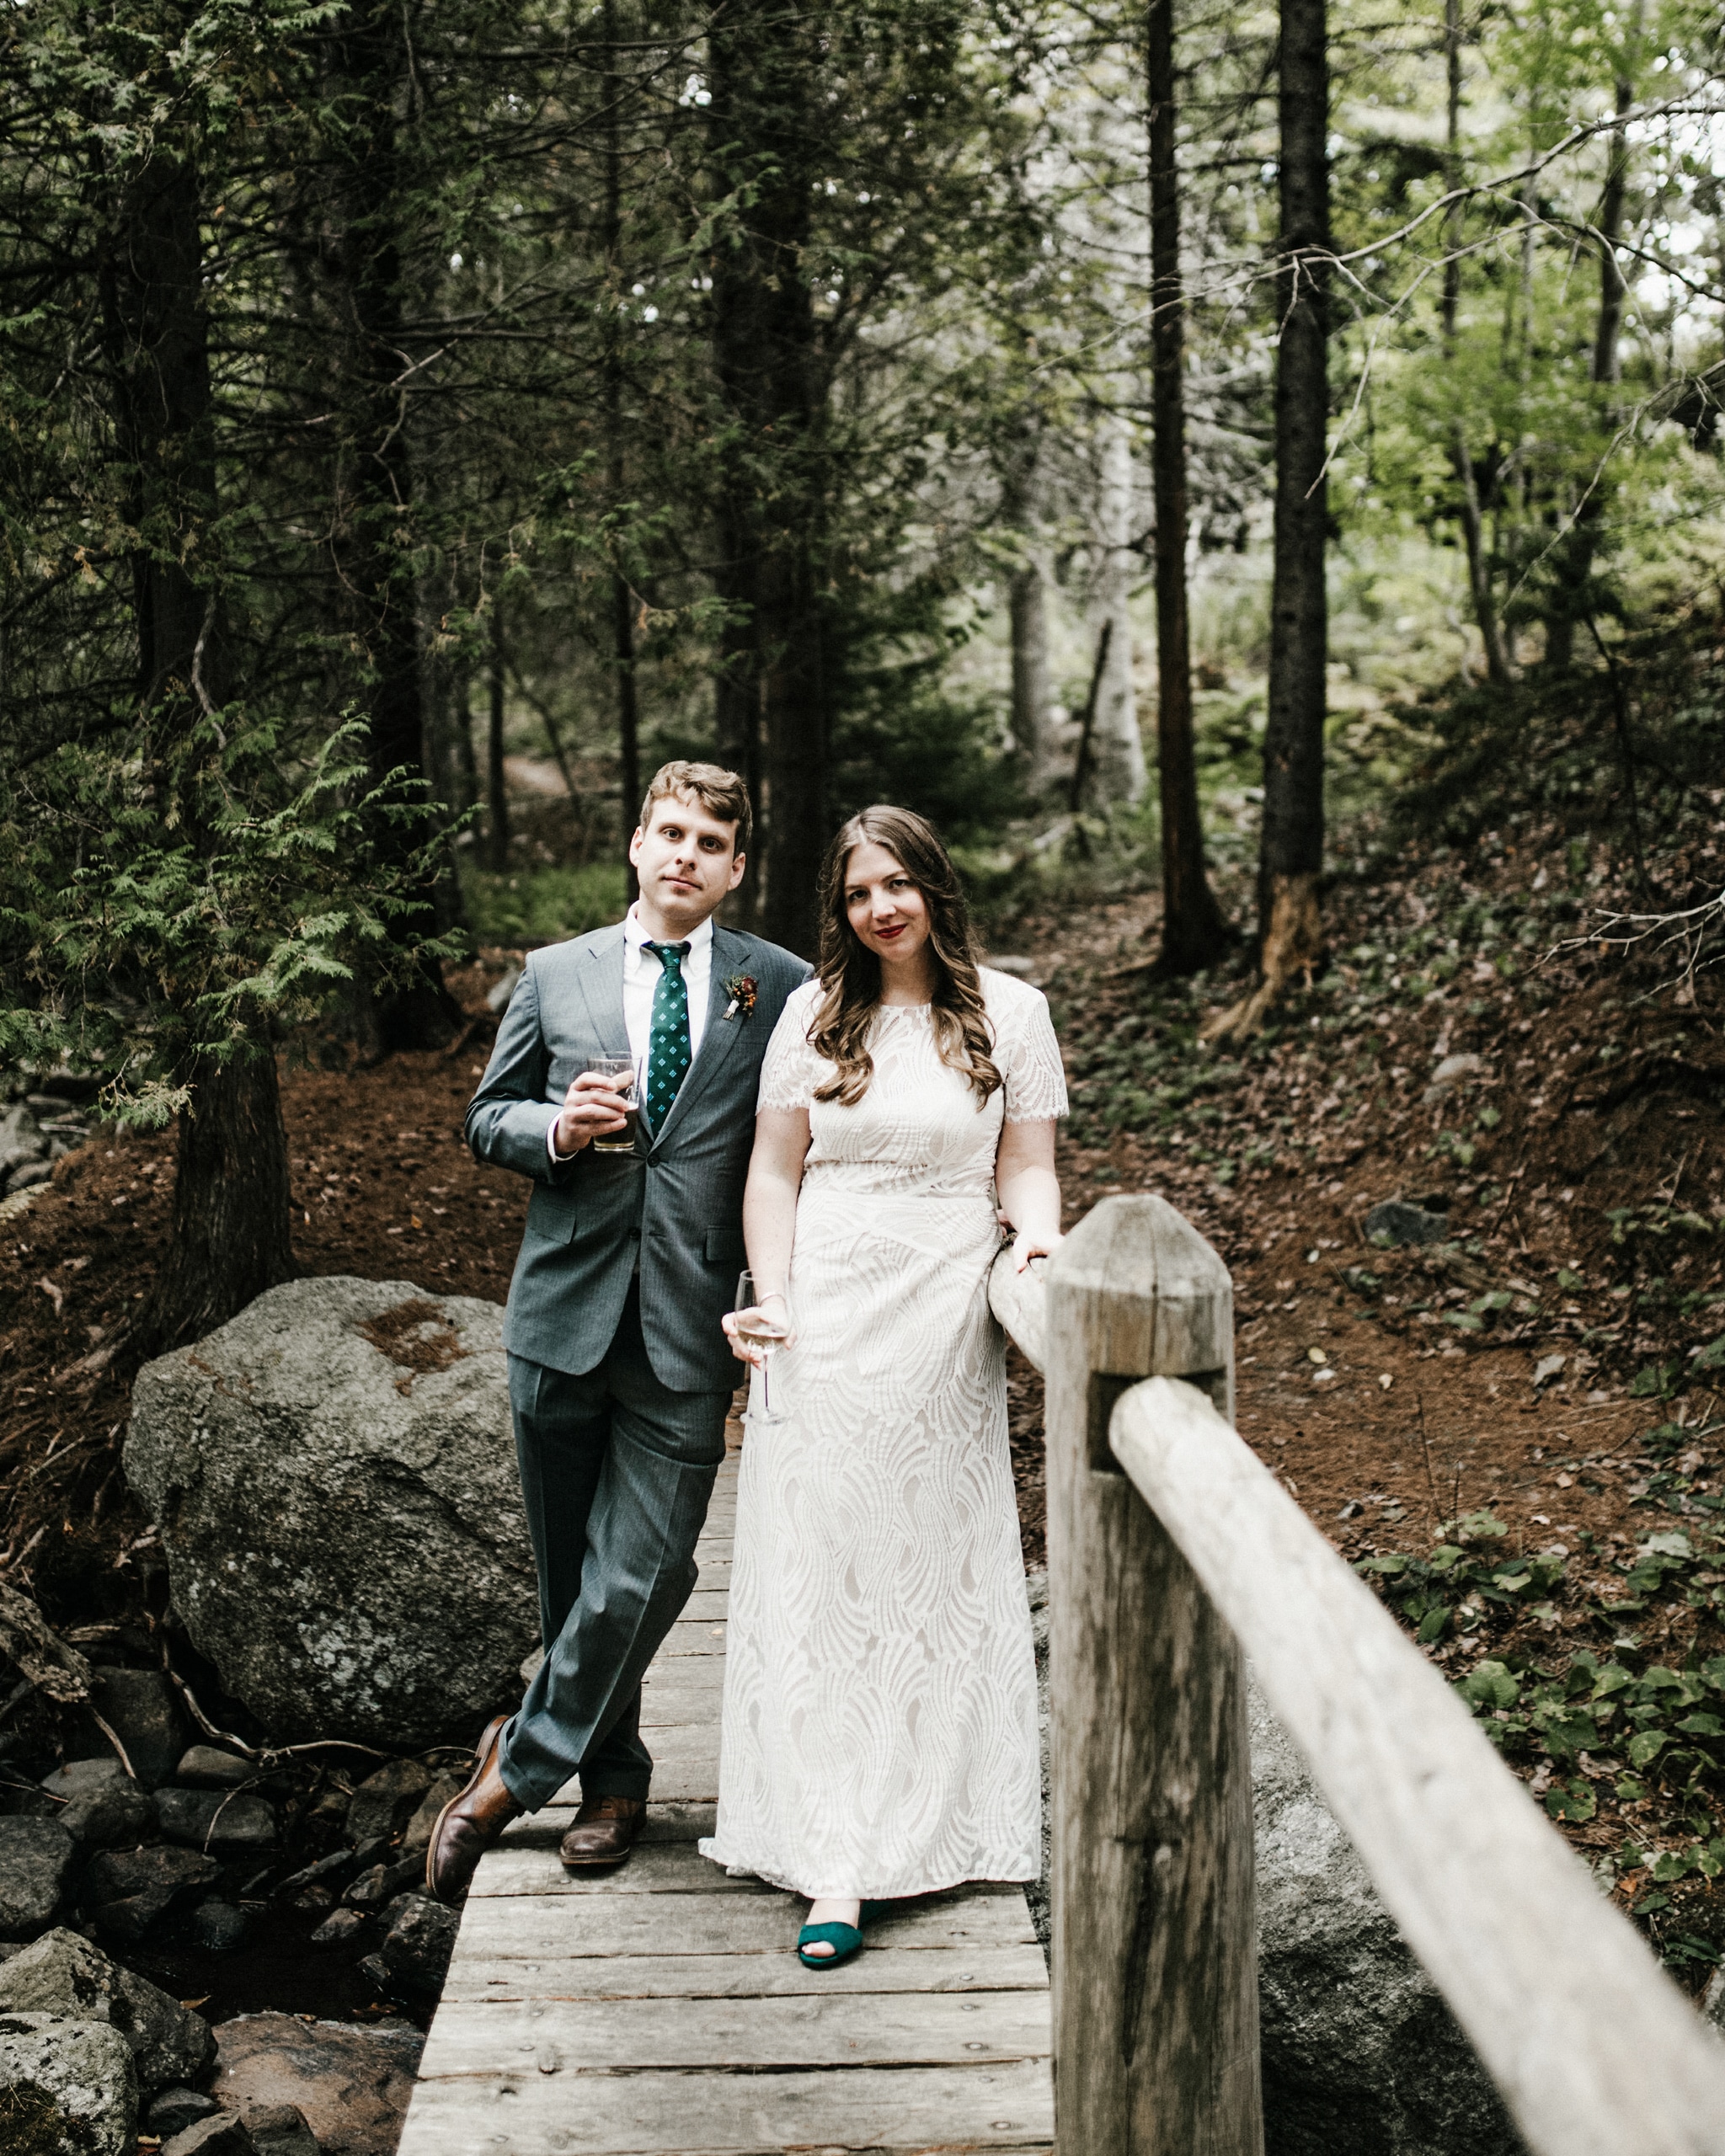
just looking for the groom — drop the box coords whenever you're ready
[428,761,809,1900]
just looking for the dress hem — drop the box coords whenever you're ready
[696,1835,1037,1902]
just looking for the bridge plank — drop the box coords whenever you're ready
[418,1988,1054,2073]
[441,1944,1052,2004]
[394,2058,1054,2155]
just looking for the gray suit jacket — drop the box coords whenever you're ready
[464,922,810,1392]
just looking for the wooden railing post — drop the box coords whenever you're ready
[1044,1195,1261,2156]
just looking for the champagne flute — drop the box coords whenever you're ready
[734,1270,792,1425]
[586,1057,641,1155]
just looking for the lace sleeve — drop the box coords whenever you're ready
[756,990,823,1114]
[996,985,1069,1123]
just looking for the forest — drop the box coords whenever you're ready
[3,0,1725,2130]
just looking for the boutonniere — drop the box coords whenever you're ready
[721,972,758,1022]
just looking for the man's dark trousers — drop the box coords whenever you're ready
[499,1283,731,1812]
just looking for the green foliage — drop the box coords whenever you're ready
[0,715,458,1116]
[462,862,631,949]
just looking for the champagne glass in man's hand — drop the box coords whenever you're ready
[731,1271,792,1425]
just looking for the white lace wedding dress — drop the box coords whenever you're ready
[698,969,1068,1900]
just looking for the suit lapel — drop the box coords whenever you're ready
[571,926,630,1059]
[650,927,749,1150]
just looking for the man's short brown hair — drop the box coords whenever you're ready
[638,760,751,857]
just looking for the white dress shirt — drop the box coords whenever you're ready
[549,906,714,1159]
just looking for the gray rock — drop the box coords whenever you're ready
[273,1850,355,1901]
[380,1893,457,1999]
[1250,1684,1519,2154]
[126,1278,536,1748]
[0,1818,76,1940]
[163,2115,259,2155]
[400,1773,463,1857]
[211,2011,423,2156]
[149,2085,220,2137]
[59,1780,154,1847]
[187,1901,249,1954]
[0,2010,136,2154]
[344,1758,435,1849]
[243,2101,320,2156]
[83,1845,219,1942]
[74,1667,189,1789]
[174,1746,258,1790]
[157,1788,276,1854]
[39,1760,125,1801]
[344,1858,419,1911]
[0,1926,215,2094]
[309,1907,366,1948]
[7,1159,53,1193]
[0,1103,48,1187]
[484,966,521,1013]
[1365,1199,1452,1248]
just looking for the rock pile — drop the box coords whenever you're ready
[0,1732,455,2149]
[126,1276,536,1748]
[0,1075,99,1202]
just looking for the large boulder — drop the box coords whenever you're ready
[0,1927,214,2094]
[0,2011,137,2154]
[1250,1685,1520,2155]
[126,1278,536,1748]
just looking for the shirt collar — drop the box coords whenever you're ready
[624,904,714,957]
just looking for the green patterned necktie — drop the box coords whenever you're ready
[644,941,693,1133]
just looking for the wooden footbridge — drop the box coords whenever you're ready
[396,1441,1055,2156]
[401,1197,1725,2156]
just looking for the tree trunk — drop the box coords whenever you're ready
[1094,419,1146,803]
[1146,0,1231,974]
[1253,0,1329,1002]
[487,597,510,873]
[1546,59,1634,670]
[1009,558,1054,785]
[604,0,643,898]
[1442,0,1510,689]
[330,1,459,1047]
[143,1054,296,1351]
[101,146,295,1353]
[708,0,827,955]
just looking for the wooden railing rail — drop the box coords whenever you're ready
[989,1194,1725,2156]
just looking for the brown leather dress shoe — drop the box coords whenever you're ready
[425,1715,522,1904]
[558,1795,646,1870]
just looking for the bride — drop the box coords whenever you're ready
[701,804,1067,1966]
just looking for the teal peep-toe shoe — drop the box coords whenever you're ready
[796,1901,886,1970]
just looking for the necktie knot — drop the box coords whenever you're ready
[645,941,690,971]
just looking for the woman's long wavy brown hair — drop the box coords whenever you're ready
[809,806,1001,1108]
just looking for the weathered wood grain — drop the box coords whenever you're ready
[418,1987,1053,2075]
[1111,1372,1725,2156]
[1041,1197,1261,2156]
[441,1943,1052,2004]
[394,2058,1055,2156]
[449,1886,1039,1961]
[986,1248,1049,1374]
[470,1844,771,1899]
